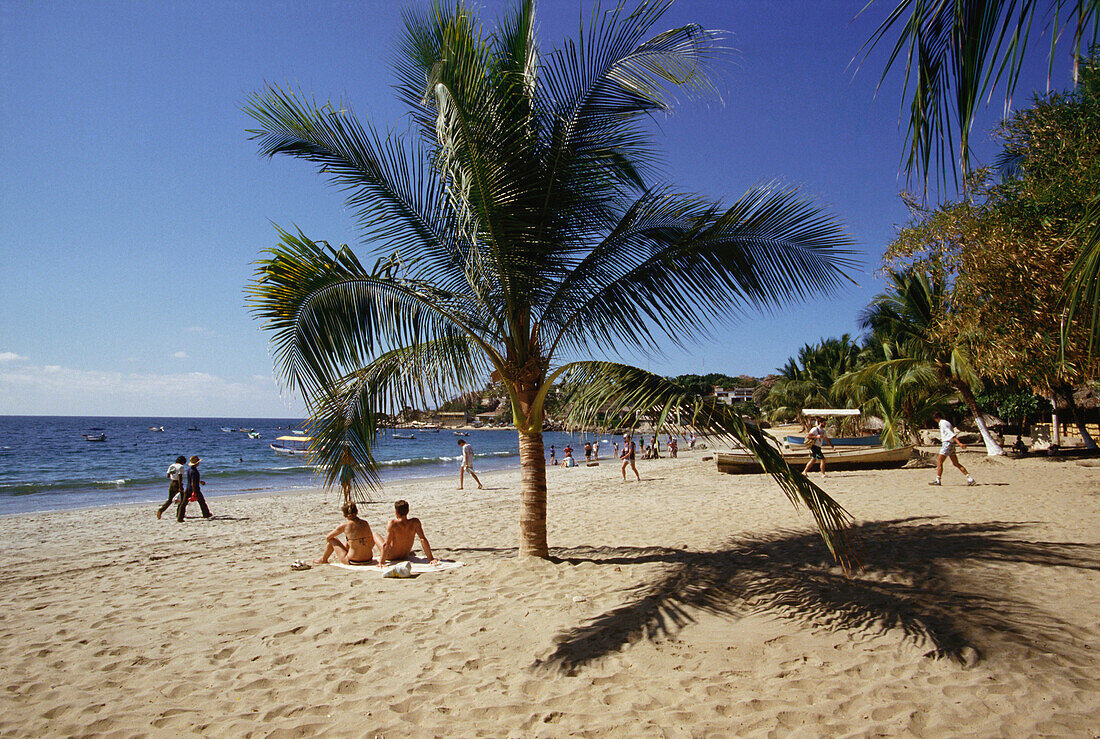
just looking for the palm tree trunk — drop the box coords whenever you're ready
[952,379,1005,456]
[517,429,548,557]
[1057,384,1098,450]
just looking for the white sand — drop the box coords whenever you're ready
[1,448,1098,737]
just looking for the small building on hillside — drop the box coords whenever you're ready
[436,411,470,427]
[713,386,754,405]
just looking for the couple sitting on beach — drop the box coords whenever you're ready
[315,499,438,567]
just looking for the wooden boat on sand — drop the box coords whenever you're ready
[716,444,915,474]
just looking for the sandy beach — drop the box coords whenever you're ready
[1,447,1098,737]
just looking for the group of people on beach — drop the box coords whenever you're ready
[315,499,438,567]
[156,454,212,521]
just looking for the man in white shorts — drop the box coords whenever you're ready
[457,439,483,490]
[931,412,976,486]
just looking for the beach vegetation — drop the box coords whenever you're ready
[245,0,857,561]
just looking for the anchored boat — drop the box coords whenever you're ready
[270,435,312,456]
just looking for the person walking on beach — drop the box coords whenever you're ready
[593,439,600,460]
[176,455,212,521]
[583,441,593,462]
[338,446,357,505]
[620,434,640,481]
[802,418,835,478]
[378,499,439,565]
[689,433,696,451]
[548,445,556,466]
[315,502,377,565]
[457,439,482,490]
[931,412,976,486]
[156,455,187,519]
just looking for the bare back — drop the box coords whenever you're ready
[382,516,424,560]
[342,518,375,561]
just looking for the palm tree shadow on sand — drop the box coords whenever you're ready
[536,518,1100,674]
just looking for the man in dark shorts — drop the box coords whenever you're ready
[176,455,212,521]
[801,418,835,478]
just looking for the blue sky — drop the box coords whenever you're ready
[0,0,1074,417]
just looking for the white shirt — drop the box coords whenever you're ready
[167,462,185,482]
[461,444,474,467]
[938,418,957,442]
[806,425,826,447]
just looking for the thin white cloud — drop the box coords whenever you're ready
[171,351,189,359]
[0,361,303,416]
[0,352,26,362]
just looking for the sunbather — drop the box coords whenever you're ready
[377,500,438,565]
[314,502,377,565]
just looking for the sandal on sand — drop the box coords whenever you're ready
[290,560,311,571]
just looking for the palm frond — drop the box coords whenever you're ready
[543,185,858,358]
[859,0,1100,193]
[557,361,856,569]
[1061,196,1100,354]
[242,86,475,296]
[246,228,499,397]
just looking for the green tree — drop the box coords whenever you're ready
[245,1,856,560]
[859,266,1006,454]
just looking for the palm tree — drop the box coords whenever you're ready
[859,267,1005,454]
[244,0,857,561]
[834,342,954,448]
[763,335,862,428]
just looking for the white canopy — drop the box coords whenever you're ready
[801,408,861,417]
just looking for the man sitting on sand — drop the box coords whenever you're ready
[315,502,378,565]
[377,500,438,565]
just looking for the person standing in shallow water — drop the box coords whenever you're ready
[156,455,187,519]
[176,455,212,521]
[457,439,482,490]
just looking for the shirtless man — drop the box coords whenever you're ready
[314,502,377,565]
[377,500,438,565]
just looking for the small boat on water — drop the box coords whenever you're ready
[187,427,200,432]
[453,431,469,437]
[785,434,882,447]
[149,426,165,432]
[220,427,234,433]
[392,433,415,440]
[82,433,107,442]
[716,444,914,474]
[248,431,261,439]
[270,435,312,456]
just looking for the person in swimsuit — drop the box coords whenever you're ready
[338,446,356,504]
[377,500,438,565]
[314,502,378,565]
[620,434,640,481]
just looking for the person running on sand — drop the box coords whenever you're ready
[620,434,640,481]
[930,412,976,486]
[315,502,377,565]
[457,439,483,490]
[377,500,438,565]
[156,455,187,519]
[802,418,835,478]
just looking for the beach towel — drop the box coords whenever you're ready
[331,556,465,575]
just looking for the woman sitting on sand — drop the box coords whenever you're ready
[315,503,378,566]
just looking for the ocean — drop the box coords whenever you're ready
[0,416,610,516]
